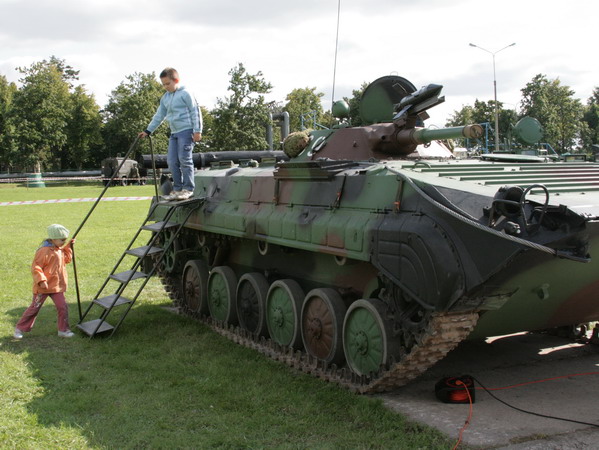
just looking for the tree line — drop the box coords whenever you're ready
[1,56,597,173]
[0,57,327,173]
[445,75,599,153]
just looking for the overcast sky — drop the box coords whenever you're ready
[0,0,597,127]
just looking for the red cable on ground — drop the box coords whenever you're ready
[452,380,473,450]
[446,370,599,448]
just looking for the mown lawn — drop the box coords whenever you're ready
[0,183,456,449]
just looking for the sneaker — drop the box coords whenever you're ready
[161,191,180,202]
[14,328,23,339]
[58,330,75,338]
[174,190,193,200]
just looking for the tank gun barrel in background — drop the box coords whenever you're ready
[142,150,288,169]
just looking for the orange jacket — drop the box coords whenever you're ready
[31,241,72,294]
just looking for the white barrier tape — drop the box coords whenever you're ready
[0,177,149,183]
[1,197,153,206]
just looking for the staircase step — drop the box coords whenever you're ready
[77,319,114,336]
[94,294,133,309]
[142,221,178,232]
[110,270,148,283]
[126,245,163,258]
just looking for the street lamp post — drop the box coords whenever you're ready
[469,42,516,151]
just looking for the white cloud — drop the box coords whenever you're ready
[0,0,597,128]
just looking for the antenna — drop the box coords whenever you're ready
[331,0,341,112]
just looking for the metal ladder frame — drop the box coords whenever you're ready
[76,197,203,337]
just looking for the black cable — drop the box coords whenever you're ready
[472,376,599,428]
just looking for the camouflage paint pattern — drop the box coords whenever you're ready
[149,155,599,333]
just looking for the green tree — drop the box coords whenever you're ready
[196,105,214,152]
[520,74,584,153]
[446,100,517,150]
[581,87,599,151]
[66,86,103,169]
[10,60,71,171]
[102,72,166,160]
[44,55,80,86]
[283,87,324,132]
[0,75,18,171]
[346,82,368,127]
[211,63,273,151]
[446,104,475,127]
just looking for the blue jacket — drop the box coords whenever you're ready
[146,86,202,134]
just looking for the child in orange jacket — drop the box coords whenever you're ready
[14,224,75,339]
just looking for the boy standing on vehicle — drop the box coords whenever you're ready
[139,67,202,201]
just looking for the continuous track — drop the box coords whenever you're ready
[159,272,478,393]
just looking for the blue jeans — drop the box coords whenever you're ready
[167,129,195,192]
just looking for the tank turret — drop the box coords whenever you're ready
[286,76,483,161]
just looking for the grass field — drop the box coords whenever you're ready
[0,183,457,449]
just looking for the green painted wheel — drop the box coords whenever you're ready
[182,260,209,315]
[343,299,399,376]
[159,228,181,274]
[301,288,347,365]
[207,266,238,324]
[266,279,304,349]
[236,272,269,336]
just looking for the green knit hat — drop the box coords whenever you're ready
[47,224,69,240]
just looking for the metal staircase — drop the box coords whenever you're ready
[76,197,203,337]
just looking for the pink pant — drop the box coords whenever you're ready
[16,292,70,333]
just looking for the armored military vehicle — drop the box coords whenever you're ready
[101,156,145,186]
[89,75,599,393]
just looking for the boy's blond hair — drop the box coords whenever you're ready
[160,67,179,81]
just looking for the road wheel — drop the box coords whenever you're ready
[182,260,209,315]
[236,272,269,336]
[343,299,401,376]
[159,228,181,274]
[301,288,346,365]
[207,266,238,324]
[266,279,304,349]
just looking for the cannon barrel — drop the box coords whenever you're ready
[410,124,484,144]
[142,150,289,169]
[394,124,484,152]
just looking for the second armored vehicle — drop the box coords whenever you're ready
[101,156,145,186]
